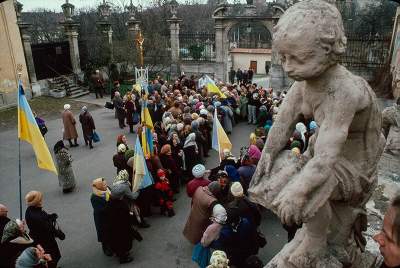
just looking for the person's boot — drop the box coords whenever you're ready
[102,243,113,257]
[119,254,133,264]
[167,209,175,217]
[139,219,150,228]
[73,139,79,147]
[68,139,73,147]
[89,141,93,149]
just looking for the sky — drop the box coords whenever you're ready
[18,0,273,12]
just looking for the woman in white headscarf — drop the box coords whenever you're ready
[295,122,307,145]
[183,133,200,179]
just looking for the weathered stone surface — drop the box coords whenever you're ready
[248,0,386,267]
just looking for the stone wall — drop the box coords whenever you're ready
[180,62,224,82]
[0,1,30,108]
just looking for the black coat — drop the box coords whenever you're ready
[90,194,108,242]
[25,206,61,263]
[103,199,133,255]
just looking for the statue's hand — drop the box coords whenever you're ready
[252,153,273,185]
[273,186,306,225]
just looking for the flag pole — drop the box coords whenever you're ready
[17,67,23,219]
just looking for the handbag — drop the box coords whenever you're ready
[191,243,211,268]
[52,220,66,241]
[132,112,140,125]
[105,101,114,109]
[39,125,48,136]
[92,131,100,143]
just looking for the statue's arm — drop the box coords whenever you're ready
[295,92,358,195]
[265,85,302,159]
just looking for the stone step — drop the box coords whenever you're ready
[69,90,90,98]
[67,86,81,93]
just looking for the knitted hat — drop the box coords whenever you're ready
[192,164,206,178]
[230,182,244,197]
[15,247,39,268]
[207,250,229,268]
[117,143,126,153]
[292,147,301,156]
[25,191,43,207]
[157,169,166,179]
[63,104,71,110]
[124,149,135,160]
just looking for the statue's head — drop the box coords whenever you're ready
[273,0,347,81]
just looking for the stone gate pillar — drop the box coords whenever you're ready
[97,0,113,64]
[15,1,41,96]
[61,0,82,76]
[215,21,224,63]
[126,1,140,65]
[167,0,182,78]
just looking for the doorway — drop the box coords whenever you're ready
[250,60,257,73]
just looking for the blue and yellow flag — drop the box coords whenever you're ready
[133,136,153,192]
[199,75,226,98]
[140,100,154,157]
[212,109,232,160]
[18,82,57,174]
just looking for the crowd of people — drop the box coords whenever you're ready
[1,72,399,268]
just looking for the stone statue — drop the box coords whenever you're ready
[382,98,400,156]
[248,1,386,267]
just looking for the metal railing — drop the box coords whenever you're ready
[179,32,215,62]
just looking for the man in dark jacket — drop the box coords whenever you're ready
[0,204,9,239]
[229,67,236,84]
[79,106,96,149]
[113,92,126,129]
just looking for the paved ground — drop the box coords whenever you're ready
[0,95,286,268]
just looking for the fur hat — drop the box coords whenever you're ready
[192,164,206,178]
[25,191,43,207]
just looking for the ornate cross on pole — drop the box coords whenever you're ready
[135,30,144,67]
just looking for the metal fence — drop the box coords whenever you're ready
[179,32,215,61]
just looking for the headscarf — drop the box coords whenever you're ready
[192,164,206,178]
[160,144,172,155]
[63,104,71,110]
[295,122,307,143]
[224,165,240,182]
[191,120,199,131]
[16,247,39,267]
[92,178,111,201]
[113,169,129,185]
[207,181,221,197]
[117,143,126,153]
[81,106,88,113]
[184,132,197,148]
[292,147,301,156]
[25,191,43,207]
[290,140,302,150]
[124,149,135,160]
[1,220,32,244]
[248,145,261,160]
[211,204,227,224]
[309,121,318,131]
[53,140,65,154]
[177,122,184,131]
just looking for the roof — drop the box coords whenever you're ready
[230,48,272,54]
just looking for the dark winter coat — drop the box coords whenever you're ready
[25,206,61,264]
[124,100,137,126]
[113,152,128,174]
[79,111,95,140]
[90,194,108,242]
[113,96,125,121]
[103,199,134,255]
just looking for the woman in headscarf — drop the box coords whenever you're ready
[159,144,181,193]
[295,122,307,148]
[90,178,112,256]
[124,94,138,133]
[62,103,79,147]
[168,132,184,170]
[25,191,61,268]
[113,144,128,174]
[53,140,76,193]
[256,105,268,128]
[248,145,261,165]
[183,132,200,180]
[78,106,96,149]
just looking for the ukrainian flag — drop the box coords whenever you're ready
[212,109,232,160]
[133,136,153,192]
[199,75,226,98]
[140,100,154,157]
[18,82,57,174]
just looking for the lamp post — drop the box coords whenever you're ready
[126,0,141,65]
[97,0,113,63]
[60,0,82,75]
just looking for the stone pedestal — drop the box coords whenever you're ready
[127,19,140,64]
[167,18,183,78]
